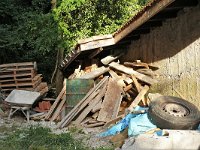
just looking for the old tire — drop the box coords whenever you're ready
[148,96,200,129]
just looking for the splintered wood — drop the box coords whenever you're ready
[56,59,159,128]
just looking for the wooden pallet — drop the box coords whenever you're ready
[0,76,42,89]
[0,68,35,76]
[0,62,36,70]
[0,72,36,81]
[0,74,41,85]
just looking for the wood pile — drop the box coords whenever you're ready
[0,62,48,96]
[56,59,159,129]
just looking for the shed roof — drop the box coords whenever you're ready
[60,0,198,71]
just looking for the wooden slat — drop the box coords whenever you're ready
[97,78,123,122]
[127,85,149,113]
[109,62,157,85]
[74,82,108,124]
[131,75,142,92]
[45,86,66,120]
[50,95,66,122]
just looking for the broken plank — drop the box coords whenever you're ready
[109,62,157,85]
[45,86,66,120]
[97,78,123,122]
[74,81,108,124]
[78,66,109,79]
[57,76,108,128]
[127,85,149,113]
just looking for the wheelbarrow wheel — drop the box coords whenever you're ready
[148,96,200,129]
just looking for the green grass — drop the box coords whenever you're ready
[0,126,113,150]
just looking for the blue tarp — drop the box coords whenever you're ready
[99,106,157,137]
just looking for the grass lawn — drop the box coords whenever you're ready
[0,126,113,150]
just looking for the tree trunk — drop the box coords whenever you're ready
[51,48,64,95]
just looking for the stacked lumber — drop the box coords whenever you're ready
[0,62,48,95]
[57,59,159,129]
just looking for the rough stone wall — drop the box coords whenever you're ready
[121,4,200,108]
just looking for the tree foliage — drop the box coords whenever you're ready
[0,0,149,82]
[54,0,149,52]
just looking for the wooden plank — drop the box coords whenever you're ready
[0,62,34,68]
[45,86,66,120]
[91,100,102,113]
[127,85,149,113]
[112,95,123,120]
[78,34,113,44]
[124,62,149,69]
[113,0,175,43]
[89,47,103,59]
[83,121,105,128]
[101,54,123,65]
[108,70,126,88]
[131,75,142,92]
[50,95,66,122]
[78,66,109,79]
[0,73,34,79]
[136,68,157,77]
[124,84,133,92]
[109,62,157,85]
[80,37,115,51]
[103,115,124,128]
[97,78,123,122]
[74,81,108,124]
[57,76,108,128]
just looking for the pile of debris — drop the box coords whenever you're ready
[0,62,48,96]
[56,58,159,128]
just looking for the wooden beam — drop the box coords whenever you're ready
[114,0,175,43]
[109,62,157,85]
[89,47,103,59]
[80,37,115,51]
[78,66,109,79]
[127,85,149,113]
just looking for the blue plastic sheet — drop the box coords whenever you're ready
[128,113,156,136]
[99,106,156,137]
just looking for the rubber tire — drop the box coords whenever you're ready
[148,96,200,130]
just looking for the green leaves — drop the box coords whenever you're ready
[53,0,150,52]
